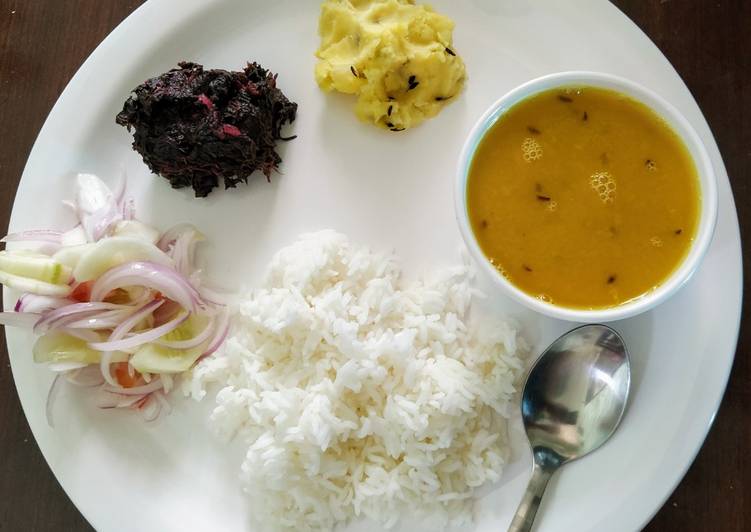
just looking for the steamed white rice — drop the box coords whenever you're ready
[187,231,526,530]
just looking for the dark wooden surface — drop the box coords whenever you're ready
[0,1,747,531]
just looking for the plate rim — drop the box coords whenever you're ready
[5,0,743,531]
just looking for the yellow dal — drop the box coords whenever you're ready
[467,87,700,309]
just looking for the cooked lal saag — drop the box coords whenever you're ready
[116,62,297,198]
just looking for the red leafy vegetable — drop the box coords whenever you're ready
[116,61,297,197]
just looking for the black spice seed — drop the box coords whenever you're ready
[435,96,446,101]
[558,94,573,103]
[390,127,405,132]
[480,219,488,229]
[523,264,533,272]
[408,81,419,90]
[388,96,395,101]
[386,121,394,128]
[583,111,588,121]
[387,105,393,116]
[445,47,456,56]
[527,126,541,135]
[607,275,617,284]
[350,66,358,77]
[675,228,683,235]
[408,75,416,84]
[536,195,551,202]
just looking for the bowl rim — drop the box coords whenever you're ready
[455,70,719,323]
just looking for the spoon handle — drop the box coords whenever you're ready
[508,462,554,532]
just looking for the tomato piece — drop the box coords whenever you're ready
[70,280,94,302]
[113,362,141,388]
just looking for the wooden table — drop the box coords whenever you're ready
[0,1,747,530]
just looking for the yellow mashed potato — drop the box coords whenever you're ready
[314,0,466,130]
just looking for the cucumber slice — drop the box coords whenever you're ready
[73,236,174,282]
[130,343,205,374]
[0,250,72,284]
[33,332,127,364]
[0,270,72,296]
[130,315,207,374]
[52,244,95,270]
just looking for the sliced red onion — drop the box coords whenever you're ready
[103,378,164,396]
[95,389,145,409]
[108,299,164,342]
[122,198,136,221]
[66,366,104,387]
[0,311,41,328]
[100,350,118,387]
[171,233,189,275]
[1,230,63,243]
[153,391,172,415]
[65,309,134,330]
[45,374,63,428]
[171,228,204,277]
[97,299,161,387]
[201,309,230,359]
[65,318,123,330]
[96,299,164,386]
[76,173,122,242]
[156,223,197,252]
[91,212,120,241]
[155,315,215,349]
[197,285,232,306]
[140,396,161,422]
[125,395,149,409]
[34,302,129,334]
[132,396,149,412]
[94,391,119,409]
[89,310,188,352]
[89,261,205,311]
[15,294,69,313]
[42,312,126,334]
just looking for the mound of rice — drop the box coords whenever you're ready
[187,231,526,530]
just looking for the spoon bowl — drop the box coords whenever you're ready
[509,324,630,531]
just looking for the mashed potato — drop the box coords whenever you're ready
[314,0,466,131]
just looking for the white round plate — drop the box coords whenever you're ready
[6,1,742,531]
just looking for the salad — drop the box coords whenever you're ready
[0,174,229,424]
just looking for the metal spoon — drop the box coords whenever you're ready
[508,324,630,532]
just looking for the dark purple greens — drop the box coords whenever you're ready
[116,61,297,197]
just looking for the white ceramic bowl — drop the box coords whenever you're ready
[455,71,718,322]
